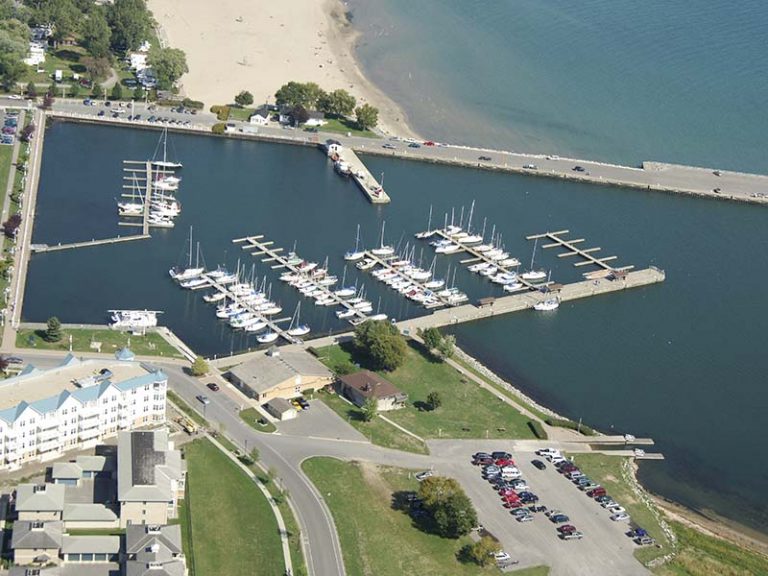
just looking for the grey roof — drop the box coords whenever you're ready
[125,561,185,576]
[11,520,63,550]
[61,535,120,554]
[10,568,62,576]
[76,455,115,473]
[115,347,136,361]
[63,503,118,522]
[126,524,182,562]
[118,430,183,503]
[228,349,332,394]
[16,484,65,512]
[266,397,296,415]
[52,462,82,480]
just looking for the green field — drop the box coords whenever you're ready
[656,521,768,576]
[16,327,184,358]
[319,388,428,454]
[183,439,284,576]
[167,391,207,427]
[239,407,277,433]
[317,342,535,441]
[23,47,88,85]
[315,116,378,138]
[302,457,495,576]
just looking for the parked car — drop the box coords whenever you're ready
[561,531,584,540]
[196,395,210,405]
[610,512,631,522]
[473,456,494,466]
[635,536,656,546]
[549,513,570,524]
[297,398,310,410]
[6,357,23,365]
[607,506,626,515]
[493,551,511,562]
[531,459,546,470]
[557,524,577,534]
[536,448,559,457]
[587,487,607,497]
[478,155,492,161]
[572,165,586,172]
[206,382,220,392]
[628,528,648,539]
[382,143,396,150]
[408,142,421,148]
[516,513,534,523]
[523,163,538,169]
[415,470,433,481]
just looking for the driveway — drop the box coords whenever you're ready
[275,399,369,443]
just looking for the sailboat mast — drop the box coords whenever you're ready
[187,226,193,268]
[530,238,538,269]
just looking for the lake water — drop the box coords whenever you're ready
[350,0,768,174]
[24,122,768,534]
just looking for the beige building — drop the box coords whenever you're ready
[11,520,63,566]
[264,398,297,421]
[117,429,185,527]
[227,347,333,403]
[15,484,65,521]
[336,371,408,412]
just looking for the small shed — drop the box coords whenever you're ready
[264,398,297,421]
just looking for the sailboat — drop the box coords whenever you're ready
[169,226,204,281]
[370,220,395,256]
[286,302,311,337]
[521,238,547,282]
[534,297,560,311]
[415,205,435,239]
[152,127,183,169]
[118,173,145,216]
[257,331,279,344]
[344,224,366,261]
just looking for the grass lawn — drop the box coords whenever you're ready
[0,144,13,188]
[228,106,256,121]
[23,47,88,84]
[16,328,185,358]
[316,342,536,441]
[184,439,284,576]
[655,521,768,576]
[319,389,428,454]
[239,407,277,433]
[302,457,495,576]
[571,454,670,565]
[317,116,379,138]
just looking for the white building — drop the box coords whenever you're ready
[128,52,148,72]
[24,42,46,67]
[0,355,167,471]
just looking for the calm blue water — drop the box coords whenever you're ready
[24,122,768,535]
[351,0,768,173]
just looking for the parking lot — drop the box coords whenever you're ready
[275,399,369,443]
[430,442,650,575]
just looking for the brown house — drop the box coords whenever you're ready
[336,370,408,411]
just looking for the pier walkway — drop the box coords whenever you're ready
[30,234,151,253]
[326,144,390,203]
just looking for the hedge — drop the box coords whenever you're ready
[182,98,204,110]
[527,420,548,440]
[211,123,226,135]
[544,417,596,436]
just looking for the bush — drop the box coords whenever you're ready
[211,123,226,135]
[545,417,596,436]
[210,105,230,121]
[528,420,548,439]
[190,356,209,376]
[181,98,204,109]
[458,535,501,566]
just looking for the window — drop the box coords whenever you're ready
[82,553,94,562]
[94,553,107,562]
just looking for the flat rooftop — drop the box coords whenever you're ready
[0,357,148,411]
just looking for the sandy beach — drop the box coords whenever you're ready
[146,0,418,137]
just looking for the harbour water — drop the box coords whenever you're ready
[24,122,768,535]
[350,0,768,174]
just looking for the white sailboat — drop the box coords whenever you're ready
[286,302,311,337]
[169,226,204,281]
[152,127,183,169]
[370,220,395,256]
[344,224,366,261]
[415,205,435,239]
[534,297,560,311]
[521,238,548,282]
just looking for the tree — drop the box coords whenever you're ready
[42,94,54,109]
[132,85,145,100]
[110,82,123,100]
[274,81,325,110]
[436,334,455,359]
[20,123,35,142]
[426,391,442,411]
[249,448,260,463]
[290,105,309,126]
[81,7,111,59]
[418,477,477,538]
[190,356,209,376]
[355,103,379,131]
[25,81,37,98]
[420,327,442,350]
[0,355,8,373]
[148,47,188,90]
[46,317,63,342]
[362,397,378,422]
[82,56,111,85]
[2,213,21,238]
[460,535,501,566]
[92,83,104,98]
[353,319,406,372]
[234,90,253,107]
[318,88,356,117]
[108,0,151,52]
[0,55,25,90]
[37,0,81,42]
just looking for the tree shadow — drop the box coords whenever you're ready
[55,49,81,62]
[71,64,86,74]
[406,338,442,364]
[413,400,434,412]
[390,490,448,536]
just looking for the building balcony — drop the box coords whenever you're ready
[37,438,60,453]
[79,418,100,431]
[79,407,101,419]
[37,427,59,442]
[78,427,101,441]
[38,418,60,431]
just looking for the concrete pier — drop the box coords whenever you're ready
[30,234,151,253]
[326,144,390,204]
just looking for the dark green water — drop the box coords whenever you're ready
[25,122,768,533]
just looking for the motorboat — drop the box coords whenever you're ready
[368,313,388,321]
[499,257,521,267]
[336,308,357,319]
[424,278,445,289]
[521,270,548,282]
[109,309,160,329]
[334,286,357,298]
[468,262,490,273]
[257,331,279,344]
[503,282,523,292]
[534,298,560,311]
[435,243,462,254]
[203,292,227,303]
[118,202,143,216]
[356,259,376,271]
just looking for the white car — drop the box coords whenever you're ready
[610,512,631,522]
[493,551,511,562]
[415,470,433,481]
[8,95,22,100]
[607,506,626,514]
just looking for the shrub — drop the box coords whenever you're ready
[209,105,230,121]
[211,123,226,135]
[190,356,209,376]
[545,417,596,436]
[528,420,548,439]
[181,98,204,109]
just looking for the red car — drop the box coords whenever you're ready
[423,140,436,146]
[206,382,220,392]
[557,524,577,534]
[498,488,516,497]
[587,487,607,498]
[501,494,520,503]
[495,458,515,467]
[505,501,524,509]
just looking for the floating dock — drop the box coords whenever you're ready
[234,235,370,321]
[30,234,151,253]
[325,143,390,204]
